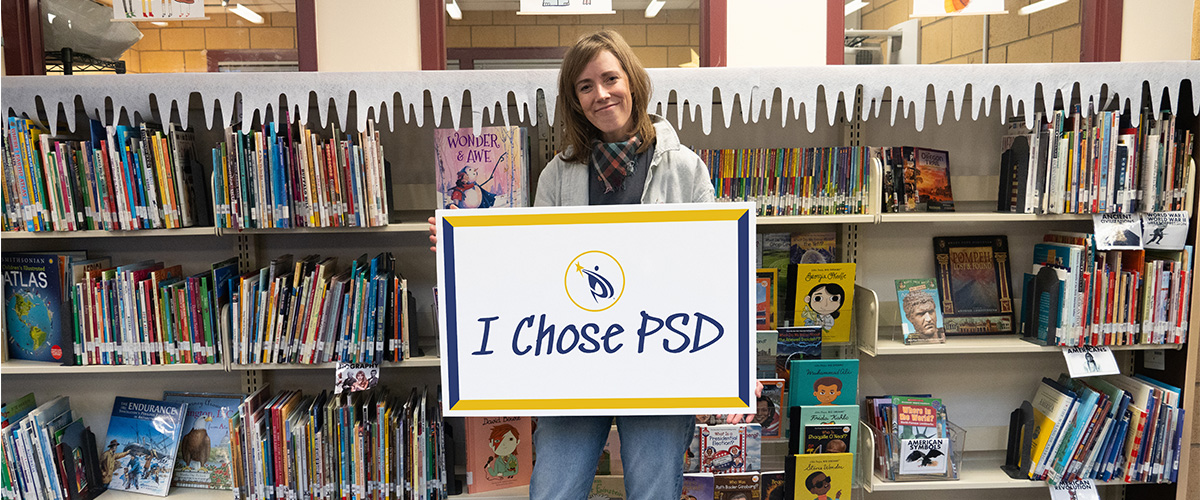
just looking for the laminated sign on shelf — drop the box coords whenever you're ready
[436,203,757,416]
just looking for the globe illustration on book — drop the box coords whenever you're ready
[6,291,54,357]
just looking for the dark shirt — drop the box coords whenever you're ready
[588,141,655,206]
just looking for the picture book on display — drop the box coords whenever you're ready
[161,391,245,490]
[793,453,853,500]
[894,279,946,344]
[3,252,74,364]
[795,405,857,456]
[759,471,785,500]
[463,416,532,494]
[758,379,785,438]
[713,472,761,500]
[102,397,188,497]
[933,235,1015,334]
[788,359,858,409]
[912,148,955,211]
[792,263,856,343]
[756,330,778,379]
[589,475,625,500]
[891,397,951,477]
[434,126,529,209]
[681,473,715,500]
[760,233,792,321]
[756,268,778,330]
[775,326,821,384]
[791,231,837,264]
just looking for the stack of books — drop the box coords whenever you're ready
[2,393,106,500]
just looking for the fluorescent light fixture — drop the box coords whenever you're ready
[645,0,665,18]
[845,0,869,16]
[228,3,264,24]
[1018,0,1068,15]
[151,21,168,26]
[446,0,463,21]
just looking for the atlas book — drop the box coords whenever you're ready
[792,263,856,343]
[788,359,858,409]
[791,231,837,264]
[756,268,778,330]
[796,405,857,456]
[792,453,853,500]
[933,235,1016,335]
[894,279,946,344]
[161,391,246,489]
[434,126,529,209]
[775,326,821,384]
[102,397,188,496]
[3,252,74,364]
[463,416,532,493]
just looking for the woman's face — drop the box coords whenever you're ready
[574,50,634,143]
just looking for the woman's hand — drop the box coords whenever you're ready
[428,216,437,252]
[724,380,765,424]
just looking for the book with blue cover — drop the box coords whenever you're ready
[102,397,188,496]
[3,253,73,364]
[162,392,245,490]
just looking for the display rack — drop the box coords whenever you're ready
[2,61,1197,500]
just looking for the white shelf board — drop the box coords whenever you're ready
[865,450,1135,491]
[757,214,875,225]
[0,359,227,375]
[220,222,428,235]
[97,488,227,500]
[231,356,441,370]
[879,201,1093,223]
[453,485,530,499]
[2,227,219,239]
[864,328,1183,356]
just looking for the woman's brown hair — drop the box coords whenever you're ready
[557,29,656,163]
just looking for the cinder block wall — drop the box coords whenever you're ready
[120,12,298,73]
[446,9,701,68]
[859,0,1081,64]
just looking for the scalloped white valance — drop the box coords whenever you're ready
[2,61,1195,137]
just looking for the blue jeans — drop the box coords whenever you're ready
[529,415,694,500]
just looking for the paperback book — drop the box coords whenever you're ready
[102,397,188,496]
[796,405,857,455]
[161,391,246,489]
[788,359,858,409]
[791,231,837,264]
[894,279,946,344]
[775,326,822,384]
[792,263,856,343]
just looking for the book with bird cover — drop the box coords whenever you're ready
[435,126,529,209]
[463,416,532,493]
[102,397,188,496]
[161,391,246,489]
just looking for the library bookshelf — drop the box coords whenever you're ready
[1,61,1197,500]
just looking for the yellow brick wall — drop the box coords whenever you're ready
[860,0,1081,64]
[121,12,297,73]
[447,9,700,68]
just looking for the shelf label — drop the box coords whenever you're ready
[436,203,757,416]
[1062,346,1119,378]
[1049,479,1099,500]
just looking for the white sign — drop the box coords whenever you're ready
[437,203,756,416]
[1049,478,1100,500]
[519,0,615,16]
[1063,346,1119,378]
[114,0,205,21]
[1094,213,1143,250]
[1142,211,1190,250]
[899,437,949,475]
[912,0,1005,17]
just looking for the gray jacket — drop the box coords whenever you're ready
[534,115,716,207]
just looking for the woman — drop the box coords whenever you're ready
[431,30,716,499]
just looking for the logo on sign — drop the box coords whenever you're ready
[565,251,625,312]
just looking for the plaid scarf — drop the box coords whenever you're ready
[590,135,642,194]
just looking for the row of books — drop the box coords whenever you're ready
[880,146,955,213]
[228,252,411,366]
[2,394,104,500]
[213,117,390,230]
[1025,373,1184,485]
[696,147,874,216]
[866,395,956,482]
[2,117,209,233]
[998,108,1196,215]
[230,385,447,500]
[1019,231,1193,347]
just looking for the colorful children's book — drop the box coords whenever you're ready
[595,425,622,475]
[797,405,857,455]
[102,397,188,496]
[699,424,748,473]
[791,231,837,264]
[590,474,625,500]
[912,147,955,211]
[3,253,73,364]
[793,453,853,500]
[756,330,779,379]
[891,396,951,477]
[792,263,856,343]
[894,279,946,344]
[434,126,529,209]
[161,391,246,489]
[760,233,792,322]
[759,471,785,500]
[756,268,778,330]
[788,359,859,408]
[463,416,532,493]
[933,236,1015,335]
[757,379,785,438]
[712,471,761,500]
[775,326,821,384]
[681,473,716,500]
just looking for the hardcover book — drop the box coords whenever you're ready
[792,263,856,343]
[756,268,778,330]
[759,471,785,500]
[791,231,837,265]
[712,471,761,500]
[775,326,822,384]
[434,126,529,209]
[894,279,946,344]
[161,391,246,489]
[797,405,857,455]
[933,235,1015,335]
[54,418,101,500]
[463,416,532,493]
[788,359,858,408]
[681,472,715,500]
[757,379,785,438]
[3,253,73,364]
[793,453,853,500]
[102,397,188,496]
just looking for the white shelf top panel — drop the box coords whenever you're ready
[865,450,1135,491]
[2,227,219,239]
[0,359,227,375]
[865,329,1183,356]
[232,356,441,370]
[879,201,1094,223]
